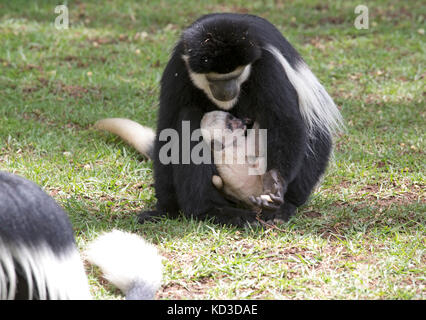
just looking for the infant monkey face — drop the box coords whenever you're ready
[200,111,253,149]
[201,111,244,135]
[225,114,246,132]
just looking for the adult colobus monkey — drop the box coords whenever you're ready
[96,13,343,227]
[0,171,163,299]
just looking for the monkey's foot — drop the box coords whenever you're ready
[137,210,166,224]
[261,202,297,225]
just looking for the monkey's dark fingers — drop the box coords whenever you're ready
[249,195,273,209]
[249,195,281,211]
[268,192,284,205]
[249,195,262,207]
[260,200,281,210]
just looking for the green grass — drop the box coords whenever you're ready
[0,0,424,299]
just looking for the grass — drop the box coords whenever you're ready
[0,0,424,299]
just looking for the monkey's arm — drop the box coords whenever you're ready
[250,53,308,212]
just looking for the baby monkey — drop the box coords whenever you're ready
[200,111,284,211]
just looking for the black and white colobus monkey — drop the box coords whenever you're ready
[0,171,163,299]
[96,13,343,227]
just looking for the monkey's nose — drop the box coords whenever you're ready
[243,118,254,128]
[229,118,245,131]
[209,79,239,101]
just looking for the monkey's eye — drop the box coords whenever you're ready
[226,121,233,131]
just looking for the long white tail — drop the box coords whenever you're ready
[85,230,163,300]
[94,118,156,159]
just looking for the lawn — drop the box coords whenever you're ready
[0,0,424,299]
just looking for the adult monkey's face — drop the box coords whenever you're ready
[205,66,249,102]
[183,59,252,110]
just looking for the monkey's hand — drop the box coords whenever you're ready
[249,169,284,210]
[248,192,283,210]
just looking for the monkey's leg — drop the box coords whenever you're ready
[197,206,260,228]
[262,202,297,224]
[138,148,180,223]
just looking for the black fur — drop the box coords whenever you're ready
[140,13,333,227]
[183,15,261,74]
[0,171,75,252]
[0,171,77,299]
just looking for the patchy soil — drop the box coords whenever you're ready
[325,181,424,206]
[21,77,101,99]
[61,55,108,68]
[157,279,216,300]
[50,81,101,99]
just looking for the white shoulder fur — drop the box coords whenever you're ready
[264,45,344,138]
